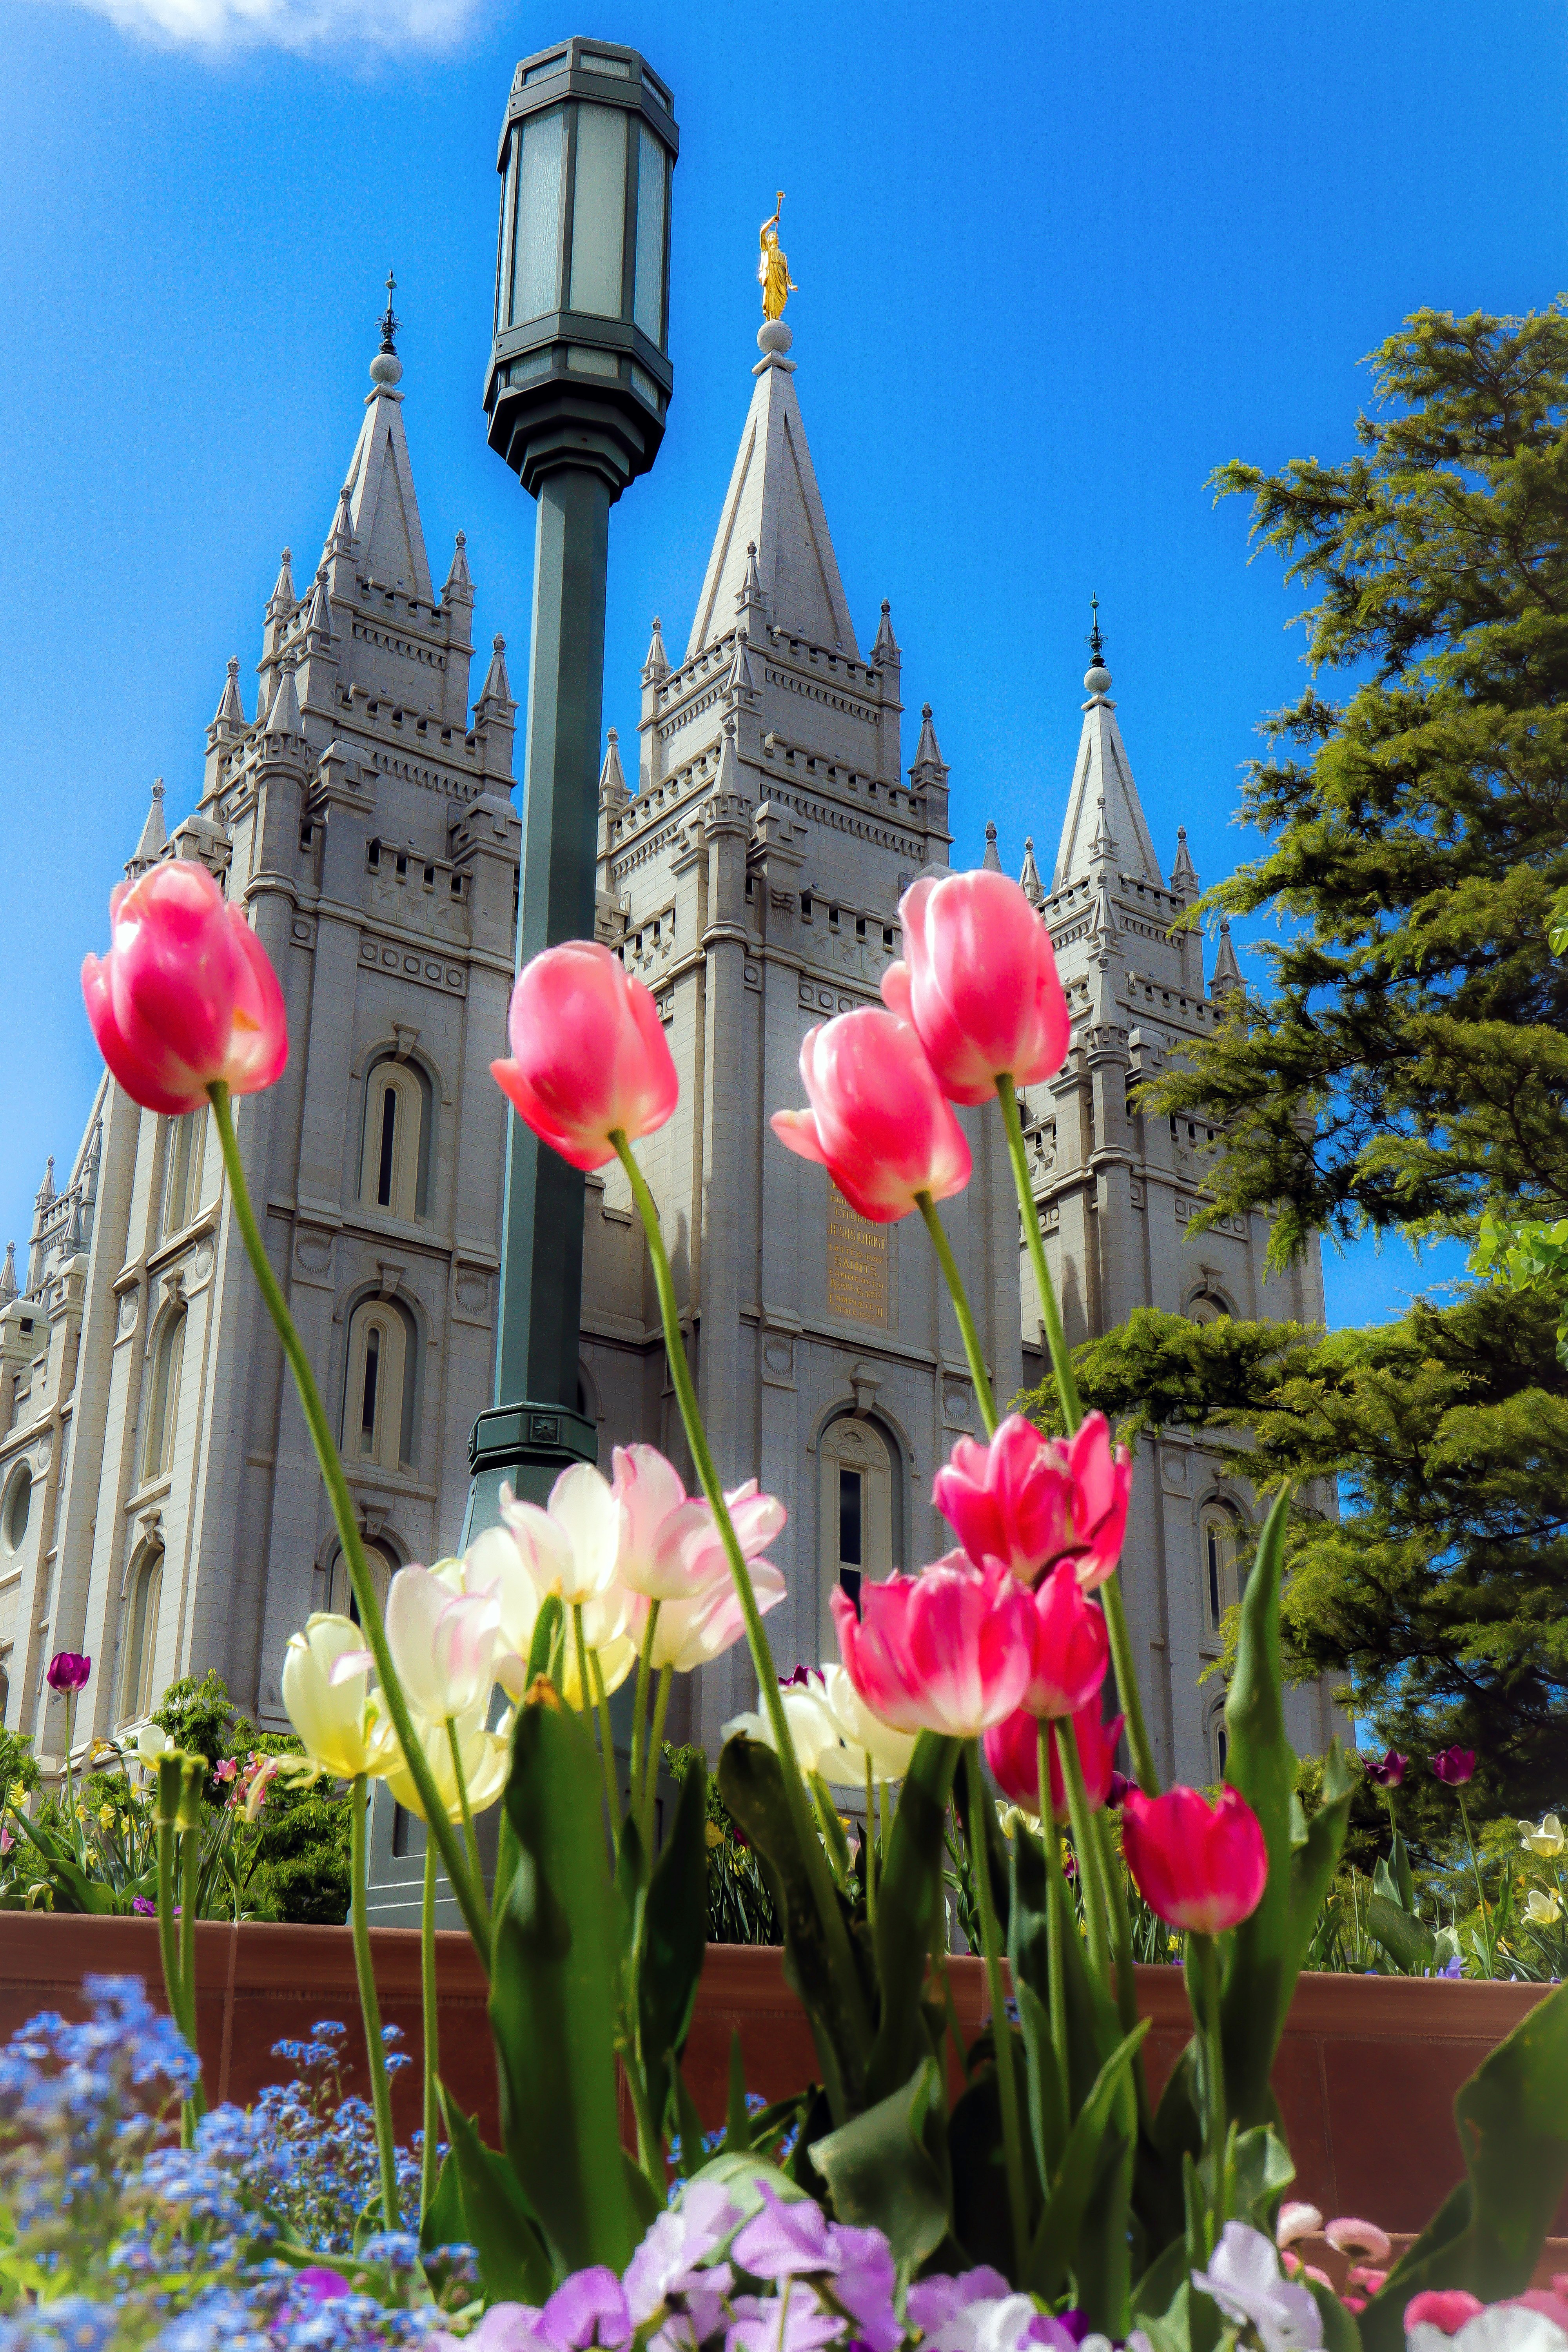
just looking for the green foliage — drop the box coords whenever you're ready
[664,1739,781,1945]
[245,1739,352,1927]
[1020,1291,1568,1835]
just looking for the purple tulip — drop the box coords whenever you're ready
[1107,1771,1131,1810]
[780,1666,824,1689]
[1365,1749,1407,1788]
[1431,1747,1476,1786]
[45,1652,90,1694]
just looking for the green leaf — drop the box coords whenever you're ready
[1023,2020,1149,2310]
[1365,1890,1437,1974]
[1359,1981,1568,2352]
[526,1594,564,1689]
[809,2054,952,2266]
[1016,1978,1067,2197]
[1223,1489,1351,2126]
[718,1734,869,2116]
[427,2088,554,2302]
[865,1732,959,2105]
[1228,2122,1295,2230]
[489,1684,640,2277]
[638,1754,708,2149]
[808,1771,853,1887]
[1310,2275,1364,2352]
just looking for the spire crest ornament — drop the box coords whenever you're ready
[379,270,400,356]
[758,193,796,322]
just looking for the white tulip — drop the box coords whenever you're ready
[281,1614,401,1780]
[383,1566,501,1722]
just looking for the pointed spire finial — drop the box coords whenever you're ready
[126,777,169,880]
[380,270,399,356]
[1083,591,1113,697]
[1090,791,1116,863]
[982,820,1002,873]
[37,1156,55,1208]
[1211,916,1243,998]
[642,615,670,684]
[370,272,404,394]
[599,727,629,805]
[1019,836,1044,908]
[1171,824,1199,894]
[0,1242,16,1304]
[873,598,900,666]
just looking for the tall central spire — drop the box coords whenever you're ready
[684,314,859,662]
[1052,607,1162,891]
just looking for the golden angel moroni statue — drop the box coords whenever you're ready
[759,192,797,322]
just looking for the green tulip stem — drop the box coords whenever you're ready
[644,1664,673,1847]
[1054,1718,1112,1985]
[1455,1786,1494,1974]
[62,1689,79,1864]
[995,1075,1081,1430]
[1037,1725,1069,2088]
[613,1131,872,2070]
[993,1080,1159,1798]
[966,1740,1029,2270]
[588,1648,622,1841]
[628,1601,660,1843]
[207,1083,490,1959]
[1191,1928,1227,2220]
[420,1836,439,2224]
[864,1756,878,1926]
[444,1716,482,1890]
[350,1773,401,2230]
[916,1193,998,1438]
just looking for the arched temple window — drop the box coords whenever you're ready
[162,1110,209,1237]
[359,1058,432,1220]
[343,1298,417,1474]
[818,1416,900,1654]
[325,1542,394,1625]
[142,1309,187,1483]
[1201,1501,1242,1638]
[120,1546,165,1722]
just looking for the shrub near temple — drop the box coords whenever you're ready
[20,849,1566,2350]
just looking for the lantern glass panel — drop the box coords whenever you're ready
[569,102,628,319]
[633,123,668,348]
[512,105,564,327]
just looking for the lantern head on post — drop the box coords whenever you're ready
[486,38,678,500]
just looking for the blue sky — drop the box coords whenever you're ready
[1,0,1562,1329]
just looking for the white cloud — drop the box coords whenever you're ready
[41,0,481,54]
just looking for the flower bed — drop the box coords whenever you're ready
[3,1916,1562,2247]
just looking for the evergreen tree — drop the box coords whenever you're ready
[1025,305,1568,1833]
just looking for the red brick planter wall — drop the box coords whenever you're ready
[3,1918,1563,2248]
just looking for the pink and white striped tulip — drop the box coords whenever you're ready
[771,1007,971,1223]
[492,940,678,1172]
[611,1446,787,1601]
[881,869,1070,1105]
[830,1554,1037,1739]
[934,1411,1133,1592]
[82,859,288,1116]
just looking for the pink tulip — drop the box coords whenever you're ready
[492,940,678,1173]
[1121,1783,1269,1935]
[1020,1561,1108,1719]
[612,1445,788,1601]
[830,1555,1036,1738]
[81,861,288,1117]
[770,1008,971,1223]
[933,1412,1132,1591]
[881,870,1070,1105]
[984,1699,1124,1816]
[1405,2294,1484,2335]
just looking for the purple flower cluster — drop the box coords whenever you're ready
[428,2179,1095,2352]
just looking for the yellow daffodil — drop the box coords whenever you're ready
[1519,1813,1564,1858]
[97,1804,114,1831]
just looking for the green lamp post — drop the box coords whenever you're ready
[466,38,678,1533]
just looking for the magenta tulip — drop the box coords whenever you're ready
[1365,1749,1408,1789]
[1430,1747,1476,1787]
[81,861,288,1117]
[830,1555,1037,1738]
[986,1698,1126,1815]
[933,1410,1132,1590]
[1121,1783,1269,1935]
[1021,1561,1109,1719]
[770,1007,971,1222]
[492,940,678,1173]
[881,869,1071,1105]
[45,1652,91,1694]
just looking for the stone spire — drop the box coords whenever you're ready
[475,634,513,720]
[125,779,168,880]
[472,635,516,783]
[213,658,246,728]
[324,483,356,564]
[337,297,434,606]
[1211,918,1243,997]
[443,530,474,608]
[266,549,296,626]
[0,1243,16,1304]
[599,727,629,809]
[873,599,900,667]
[35,1157,55,1210]
[909,703,947,788]
[982,820,1002,872]
[1053,613,1162,891]
[684,329,859,661]
[263,651,304,739]
[736,539,768,631]
[642,615,669,685]
[727,625,760,708]
[1019,836,1044,907]
[1171,825,1199,900]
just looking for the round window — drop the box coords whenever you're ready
[2,1464,32,1556]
